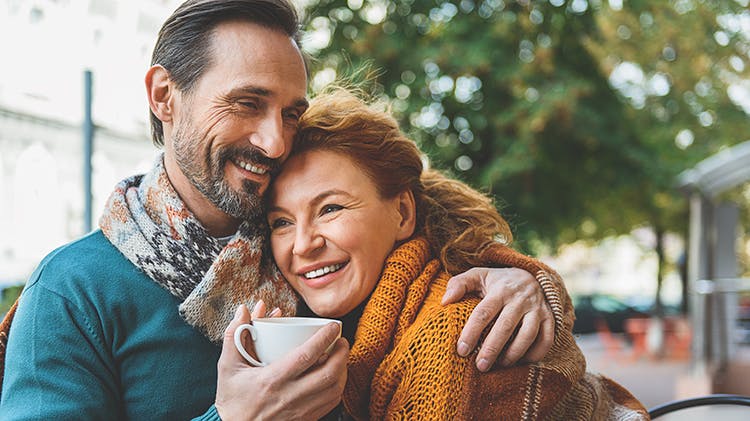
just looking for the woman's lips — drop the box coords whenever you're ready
[298,261,348,289]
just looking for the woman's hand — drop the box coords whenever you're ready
[250,300,282,319]
[442,267,554,372]
[216,304,349,421]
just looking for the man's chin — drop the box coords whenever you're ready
[222,200,263,221]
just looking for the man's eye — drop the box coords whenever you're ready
[240,101,259,110]
[321,204,343,215]
[283,110,301,121]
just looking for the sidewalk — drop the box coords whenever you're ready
[576,333,692,409]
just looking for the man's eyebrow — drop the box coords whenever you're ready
[268,189,350,214]
[293,98,310,109]
[227,86,308,109]
[228,86,271,97]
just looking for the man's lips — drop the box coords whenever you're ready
[232,158,268,175]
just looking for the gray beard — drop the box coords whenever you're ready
[172,127,264,222]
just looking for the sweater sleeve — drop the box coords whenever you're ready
[479,243,575,336]
[191,405,222,421]
[0,275,123,419]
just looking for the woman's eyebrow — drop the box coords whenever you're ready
[267,189,351,214]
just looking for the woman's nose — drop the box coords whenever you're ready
[292,225,325,256]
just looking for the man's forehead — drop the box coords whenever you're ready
[199,21,308,100]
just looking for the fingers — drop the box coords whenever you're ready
[251,300,266,320]
[283,337,349,419]
[275,322,343,378]
[498,313,540,366]
[473,304,522,371]
[522,311,555,363]
[251,300,282,320]
[457,296,503,358]
[442,268,484,305]
[220,305,252,368]
[268,308,282,317]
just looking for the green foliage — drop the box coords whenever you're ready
[1,285,23,316]
[301,0,750,256]
[587,0,750,230]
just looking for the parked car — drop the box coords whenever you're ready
[572,294,650,334]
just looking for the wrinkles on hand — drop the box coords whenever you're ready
[442,267,555,371]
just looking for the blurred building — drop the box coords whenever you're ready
[0,0,181,285]
[677,140,750,396]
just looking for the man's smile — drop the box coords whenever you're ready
[233,157,268,175]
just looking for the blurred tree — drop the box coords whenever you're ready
[303,0,646,251]
[585,0,750,313]
[300,0,750,310]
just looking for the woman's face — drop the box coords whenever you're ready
[268,149,414,317]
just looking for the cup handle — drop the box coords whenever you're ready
[233,323,265,367]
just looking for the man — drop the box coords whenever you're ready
[0,1,559,419]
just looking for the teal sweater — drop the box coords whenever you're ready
[0,230,222,420]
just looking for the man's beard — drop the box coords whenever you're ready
[172,124,278,221]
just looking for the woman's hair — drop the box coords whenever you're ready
[293,87,512,274]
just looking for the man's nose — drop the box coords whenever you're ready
[292,224,325,256]
[250,112,286,159]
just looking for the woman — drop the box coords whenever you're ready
[266,88,648,420]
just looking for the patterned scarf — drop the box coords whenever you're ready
[99,155,298,342]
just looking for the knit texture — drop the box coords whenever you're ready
[98,155,297,342]
[344,237,649,420]
[0,298,18,388]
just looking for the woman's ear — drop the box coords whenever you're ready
[145,65,174,124]
[395,190,417,241]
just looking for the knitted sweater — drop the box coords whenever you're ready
[344,238,648,420]
[0,231,221,420]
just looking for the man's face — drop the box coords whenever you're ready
[167,21,308,220]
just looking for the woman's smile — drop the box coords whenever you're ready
[297,261,349,288]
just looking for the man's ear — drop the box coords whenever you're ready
[395,189,417,241]
[145,65,174,124]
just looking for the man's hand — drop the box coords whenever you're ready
[216,305,349,420]
[442,267,554,372]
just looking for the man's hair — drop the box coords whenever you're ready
[294,87,513,275]
[149,0,303,146]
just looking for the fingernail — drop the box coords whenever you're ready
[441,289,453,304]
[457,341,470,356]
[268,308,281,317]
[234,305,244,319]
[252,300,262,314]
[477,358,490,372]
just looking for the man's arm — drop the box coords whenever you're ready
[442,243,569,371]
[1,282,122,419]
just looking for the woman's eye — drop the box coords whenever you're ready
[321,204,343,215]
[269,218,291,230]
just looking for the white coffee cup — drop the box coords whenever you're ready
[233,317,342,367]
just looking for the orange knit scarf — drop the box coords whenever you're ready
[343,238,649,420]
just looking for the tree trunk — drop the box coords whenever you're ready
[654,225,665,317]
